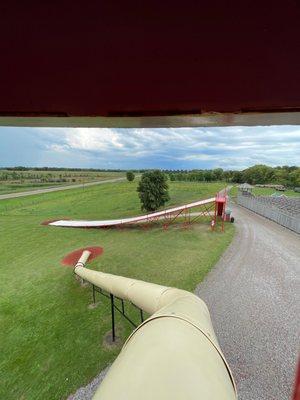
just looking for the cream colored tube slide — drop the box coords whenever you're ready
[75,256,237,400]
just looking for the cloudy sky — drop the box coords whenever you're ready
[0,125,299,170]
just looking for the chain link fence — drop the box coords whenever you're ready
[237,194,300,234]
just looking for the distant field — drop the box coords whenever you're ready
[0,170,125,194]
[0,180,234,400]
[230,185,300,197]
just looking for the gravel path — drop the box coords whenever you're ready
[67,203,300,400]
[0,177,125,200]
[196,204,300,400]
[67,367,110,400]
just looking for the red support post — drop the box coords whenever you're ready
[214,192,226,232]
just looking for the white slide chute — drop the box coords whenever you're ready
[49,197,216,228]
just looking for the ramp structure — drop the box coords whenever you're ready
[48,196,225,229]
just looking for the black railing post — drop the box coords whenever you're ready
[140,309,144,323]
[110,294,116,342]
[92,285,96,304]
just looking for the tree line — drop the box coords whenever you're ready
[1,164,299,188]
[167,165,300,188]
[0,167,146,172]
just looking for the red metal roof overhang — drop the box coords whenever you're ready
[0,2,300,127]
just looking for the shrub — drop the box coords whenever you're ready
[126,171,135,182]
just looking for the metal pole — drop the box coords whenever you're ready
[140,309,144,322]
[110,294,116,342]
[92,284,96,304]
[213,197,217,231]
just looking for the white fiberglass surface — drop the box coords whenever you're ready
[49,197,216,227]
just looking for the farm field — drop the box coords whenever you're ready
[0,170,125,195]
[0,180,234,400]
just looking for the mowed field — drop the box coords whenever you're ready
[0,181,234,400]
[230,185,300,197]
[0,170,125,195]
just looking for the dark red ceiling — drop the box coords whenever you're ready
[0,1,300,117]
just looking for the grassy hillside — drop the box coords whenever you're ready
[0,181,234,400]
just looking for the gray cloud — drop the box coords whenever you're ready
[0,125,299,169]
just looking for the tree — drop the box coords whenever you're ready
[212,168,224,181]
[242,164,274,184]
[204,171,213,182]
[223,170,232,182]
[137,170,170,212]
[232,171,243,183]
[126,171,135,182]
[289,169,300,187]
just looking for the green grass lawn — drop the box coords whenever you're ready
[0,182,67,194]
[0,171,124,195]
[0,181,234,400]
[230,185,300,198]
